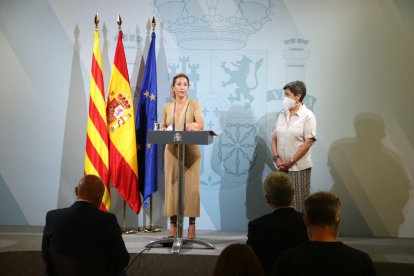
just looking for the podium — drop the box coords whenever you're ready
[145,130,216,254]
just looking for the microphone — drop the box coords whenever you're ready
[183,102,189,131]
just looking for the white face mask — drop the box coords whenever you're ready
[283,96,296,110]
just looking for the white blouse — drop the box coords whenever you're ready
[272,104,317,171]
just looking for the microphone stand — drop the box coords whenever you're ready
[183,102,189,131]
[172,101,176,131]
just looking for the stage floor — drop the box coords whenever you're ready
[1,226,414,275]
[1,226,413,261]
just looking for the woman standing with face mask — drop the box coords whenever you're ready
[271,81,317,212]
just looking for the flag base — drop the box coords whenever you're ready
[142,226,163,233]
[122,226,139,234]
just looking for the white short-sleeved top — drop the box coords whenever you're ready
[272,104,317,171]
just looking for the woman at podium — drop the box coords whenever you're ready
[162,73,204,239]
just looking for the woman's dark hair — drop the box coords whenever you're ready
[213,243,264,276]
[283,80,307,102]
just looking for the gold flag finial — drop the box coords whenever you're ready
[152,16,156,32]
[94,13,99,29]
[117,14,122,29]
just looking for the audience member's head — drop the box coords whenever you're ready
[274,192,375,275]
[263,171,294,208]
[75,175,105,208]
[304,192,341,240]
[213,243,264,276]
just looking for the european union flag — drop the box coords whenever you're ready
[135,31,157,207]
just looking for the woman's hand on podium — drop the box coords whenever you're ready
[185,122,198,131]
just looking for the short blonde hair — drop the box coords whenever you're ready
[263,172,293,206]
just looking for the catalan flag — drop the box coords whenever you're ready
[107,28,141,214]
[84,28,110,211]
[135,30,158,207]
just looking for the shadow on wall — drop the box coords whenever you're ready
[329,112,410,237]
[245,111,280,222]
[213,106,253,230]
[0,174,29,225]
[213,106,276,230]
[57,25,87,209]
[109,186,138,229]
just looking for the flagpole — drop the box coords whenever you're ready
[121,200,138,234]
[86,13,112,211]
[108,14,139,234]
[142,17,162,233]
[144,195,162,232]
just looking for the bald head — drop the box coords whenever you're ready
[75,175,105,208]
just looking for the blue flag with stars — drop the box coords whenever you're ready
[135,31,157,207]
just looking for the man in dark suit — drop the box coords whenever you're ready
[274,192,375,276]
[247,172,308,276]
[42,175,130,276]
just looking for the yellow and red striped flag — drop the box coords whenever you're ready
[84,28,110,211]
[107,29,141,213]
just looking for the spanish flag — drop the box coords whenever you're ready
[84,28,110,211]
[107,28,141,214]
